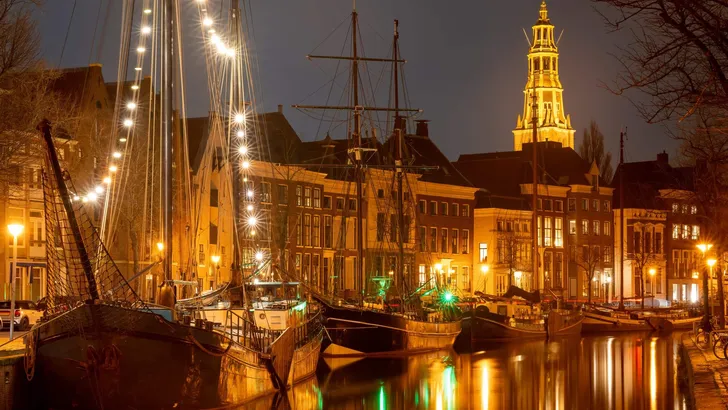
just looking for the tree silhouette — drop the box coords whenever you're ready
[578,120,613,184]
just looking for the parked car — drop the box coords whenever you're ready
[0,300,43,331]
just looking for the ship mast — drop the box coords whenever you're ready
[393,20,406,302]
[531,86,539,291]
[293,10,417,300]
[161,0,174,283]
[618,129,625,310]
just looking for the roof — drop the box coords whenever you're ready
[454,142,597,209]
[611,154,695,209]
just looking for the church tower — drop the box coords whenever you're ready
[513,1,575,151]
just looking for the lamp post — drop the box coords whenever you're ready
[211,255,220,289]
[648,268,656,308]
[698,243,713,331]
[481,264,489,293]
[708,258,721,328]
[7,224,24,340]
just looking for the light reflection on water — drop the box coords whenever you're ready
[244,333,689,410]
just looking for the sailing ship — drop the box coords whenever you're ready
[461,286,582,341]
[24,1,321,407]
[293,9,461,357]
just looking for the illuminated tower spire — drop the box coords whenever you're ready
[513,1,574,151]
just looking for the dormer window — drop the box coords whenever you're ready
[591,175,598,191]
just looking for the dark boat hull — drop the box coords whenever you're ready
[28,304,277,409]
[317,300,460,357]
[582,311,654,333]
[461,311,583,342]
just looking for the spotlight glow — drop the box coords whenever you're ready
[136,47,146,53]
[82,196,89,203]
[95,186,104,194]
[119,138,127,143]
[109,165,118,173]
[123,119,133,127]
[234,113,244,123]
[255,251,263,261]
[246,204,253,211]
[236,130,245,138]
[135,67,142,71]
[73,195,80,201]
[127,102,137,110]
[87,192,98,201]
[143,8,152,14]
[203,17,213,27]
[246,190,254,198]
[103,176,111,184]
[131,85,139,90]
[242,160,250,169]
[113,151,122,158]
[238,146,248,155]
[210,34,220,44]
[141,26,151,34]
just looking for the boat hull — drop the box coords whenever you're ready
[318,302,460,357]
[289,332,323,384]
[28,304,276,409]
[582,311,653,333]
[466,315,546,341]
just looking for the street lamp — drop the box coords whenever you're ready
[649,268,656,308]
[211,255,220,288]
[697,243,715,331]
[481,264,489,293]
[7,223,24,340]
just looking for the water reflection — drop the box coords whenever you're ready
[243,333,689,410]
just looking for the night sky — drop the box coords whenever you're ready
[36,0,674,164]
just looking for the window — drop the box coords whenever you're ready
[303,215,311,246]
[544,217,552,247]
[261,182,271,203]
[645,232,652,254]
[430,201,437,215]
[209,223,218,245]
[278,185,288,203]
[348,199,357,211]
[555,218,563,247]
[462,230,470,254]
[603,221,610,236]
[681,204,688,214]
[633,232,641,253]
[296,186,302,206]
[451,203,459,217]
[451,229,459,254]
[523,222,530,232]
[210,188,219,207]
[603,200,610,212]
[377,189,384,198]
[506,221,513,232]
[324,216,333,248]
[554,253,563,287]
[692,225,700,240]
[430,227,437,251]
[496,274,507,296]
[593,220,600,236]
[569,220,576,235]
[323,196,332,209]
[376,213,385,241]
[441,202,449,216]
[672,224,679,239]
[655,232,662,254]
[441,229,448,253]
[555,200,563,212]
[545,199,552,211]
[336,198,344,210]
[418,200,426,213]
[537,198,543,211]
[497,238,505,263]
[568,198,576,212]
[682,224,689,240]
[537,216,542,246]
[303,254,311,281]
[497,220,504,231]
[296,215,302,246]
[462,267,470,291]
[592,199,599,212]
[419,227,427,252]
[581,199,588,211]
[198,244,205,263]
[603,246,611,263]
[672,203,679,213]
[419,265,427,286]
[313,189,321,208]
[582,220,589,235]
[462,205,470,217]
[313,216,320,247]
[691,205,697,215]
[304,187,311,207]
[479,243,488,263]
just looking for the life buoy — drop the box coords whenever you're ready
[259,313,266,320]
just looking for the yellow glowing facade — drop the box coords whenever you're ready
[513,1,574,151]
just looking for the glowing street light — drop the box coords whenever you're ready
[697,243,713,255]
[708,259,717,268]
[7,223,23,340]
[236,130,245,138]
[113,151,122,159]
[103,176,112,184]
[141,26,151,34]
[123,119,133,127]
[126,102,137,110]
[234,113,244,124]
[87,192,98,201]
[203,17,213,27]
[156,242,164,252]
[247,216,257,226]
[255,251,264,261]
[242,160,250,169]
[94,186,104,194]
[246,204,253,212]
[211,255,220,265]
[481,264,489,274]
[109,165,118,173]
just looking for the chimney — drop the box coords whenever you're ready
[415,120,429,137]
[656,151,668,164]
[277,104,283,113]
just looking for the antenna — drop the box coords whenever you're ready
[522,28,532,47]
[556,29,564,46]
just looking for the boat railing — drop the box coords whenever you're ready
[224,309,323,351]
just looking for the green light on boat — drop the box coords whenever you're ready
[443,292,454,303]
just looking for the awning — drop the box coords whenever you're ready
[16,261,46,268]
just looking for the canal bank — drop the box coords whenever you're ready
[680,333,728,409]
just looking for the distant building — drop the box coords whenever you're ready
[612,151,703,306]
[455,141,614,300]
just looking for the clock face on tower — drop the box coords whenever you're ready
[513,1,575,151]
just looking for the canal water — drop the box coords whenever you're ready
[244,332,690,410]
